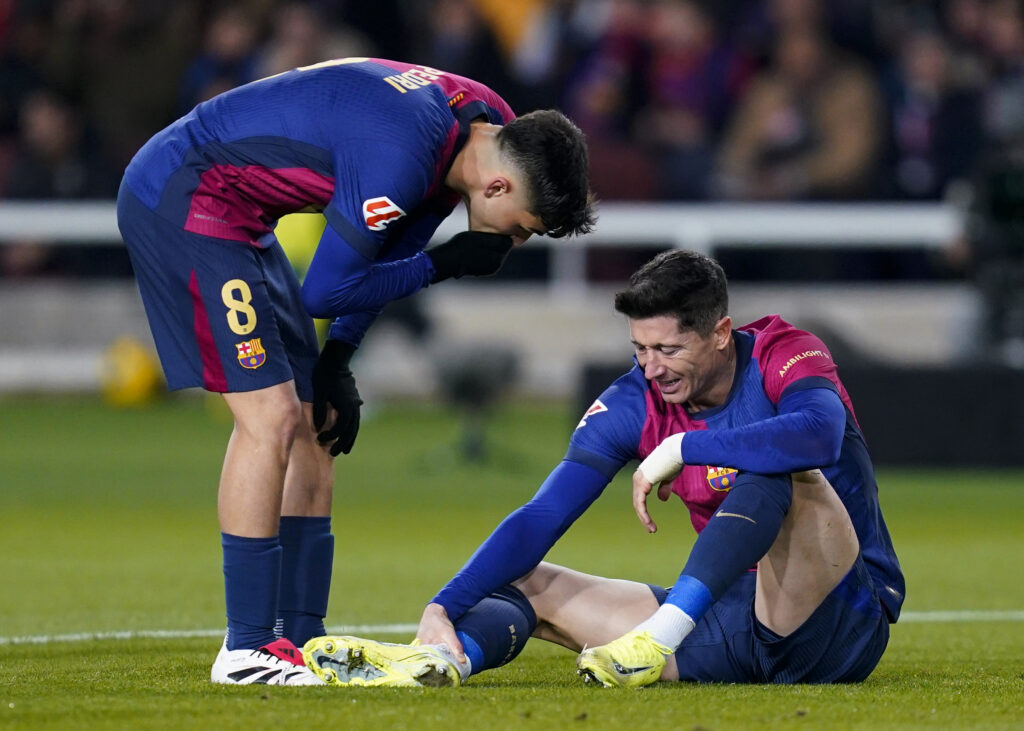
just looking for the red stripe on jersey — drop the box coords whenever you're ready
[189,269,228,392]
[186,165,335,244]
[638,391,720,534]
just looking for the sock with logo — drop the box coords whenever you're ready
[453,585,537,678]
[222,533,281,651]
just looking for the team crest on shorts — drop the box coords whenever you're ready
[235,338,267,369]
[706,465,738,491]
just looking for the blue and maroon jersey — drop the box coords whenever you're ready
[123,58,513,251]
[570,315,905,621]
[121,58,514,344]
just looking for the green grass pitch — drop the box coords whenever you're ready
[1,395,1022,729]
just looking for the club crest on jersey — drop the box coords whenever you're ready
[706,466,738,492]
[363,196,406,231]
[235,338,266,369]
[576,399,608,429]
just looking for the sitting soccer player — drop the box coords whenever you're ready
[303,249,904,688]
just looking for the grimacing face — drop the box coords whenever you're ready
[628,314,733,410]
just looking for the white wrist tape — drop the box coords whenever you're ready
[637,432,685,484]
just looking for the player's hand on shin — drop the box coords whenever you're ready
[634,433,685,533]
[417,603,465,662]
[312,339,363,456]
[427,231,514,283]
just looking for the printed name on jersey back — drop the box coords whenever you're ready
[575,399,608,429]
[382,65,447,93]
[362,196,406,231]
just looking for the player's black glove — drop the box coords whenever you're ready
[312,339,362,457]
[426,231,514,283]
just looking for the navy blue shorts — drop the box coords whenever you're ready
[652,554,890,683]
[117,182,319,400]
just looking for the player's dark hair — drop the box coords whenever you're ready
[497,109,597,238]
[614,250,729,336]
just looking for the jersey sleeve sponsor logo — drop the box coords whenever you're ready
[777,349,831,378]
[363,196,406,231]
[576,399,608,429]
[706,466,738,492]
[236,338,267,369]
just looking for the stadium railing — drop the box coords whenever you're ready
[0,199,967,394]
[0,199,962,294]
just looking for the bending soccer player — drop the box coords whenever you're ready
[116,57,595,685]
[304,249,904,688]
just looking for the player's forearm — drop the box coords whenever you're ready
[430,459,608,621]
[326,310,380,346]
[301,252,433,318]
[430,510,562,620]
[681,390,845,472]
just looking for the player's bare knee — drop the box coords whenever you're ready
[791,469,826,487]
[259,397,302,447]
[228,389,303,450]
[513,562,558,606]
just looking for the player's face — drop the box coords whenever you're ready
[466,175,546,246]
[629,315,734,410]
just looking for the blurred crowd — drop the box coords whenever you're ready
[2,0,1024,273]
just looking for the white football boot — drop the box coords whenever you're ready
[211,637,325,686]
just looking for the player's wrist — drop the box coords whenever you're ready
[637,432,685,484]
[426,240,461,283]
[321,339,357,368]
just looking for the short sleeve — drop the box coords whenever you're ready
[755,325,841,404]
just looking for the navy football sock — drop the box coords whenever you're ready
[454,585,537,676]
[222,533,282,651]
[668,473,793,616]
[277,516,334,646]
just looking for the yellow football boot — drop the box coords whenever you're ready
[302,635,462,688]
[576,630,672,688]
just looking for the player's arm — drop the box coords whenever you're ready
[640,378,845,483]
[633,380,845,531]
[423,374,645,654]
[300,223,434,319]
[681,380,846,472]
[429,454,616,624]
[416,456,613,658]
[299,136,440,318]
[300,221,514,319]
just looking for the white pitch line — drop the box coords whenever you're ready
[1,611,1022,647]
[899,610,1024,623]
[0,624,418,646]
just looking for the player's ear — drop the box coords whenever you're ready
[713,316,732,350]
[483,176,511,198]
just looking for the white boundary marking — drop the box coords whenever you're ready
[0,624,418,646]
[899,610,1024,623]
[1,611,1022,646]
